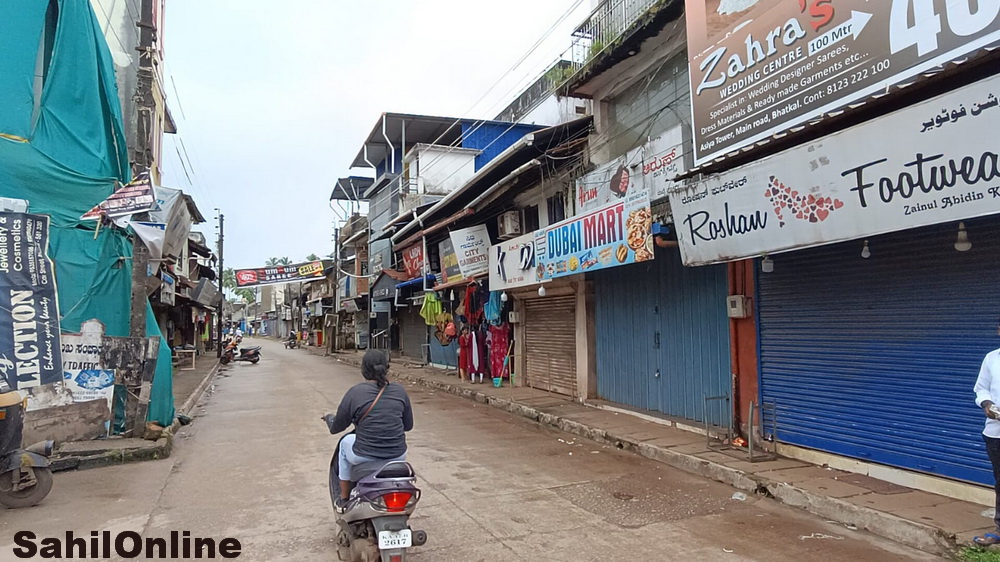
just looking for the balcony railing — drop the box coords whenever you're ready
[557,0,665,89]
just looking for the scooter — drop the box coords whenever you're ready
[0,391,54,508]
[328,432,427,561]
[220,339,261,365]
[284,332,299,349]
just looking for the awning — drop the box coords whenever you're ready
[396,275,436,291]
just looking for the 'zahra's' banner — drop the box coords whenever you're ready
[669,73,1000,266]
[235,260,329,287]
[686,0,1000,164]
[0,212,62,390]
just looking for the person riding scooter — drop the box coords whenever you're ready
[323,350,413,512]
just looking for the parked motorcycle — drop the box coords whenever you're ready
[0,391,54,508]
[328,432,427,561]
[220,339,261,365]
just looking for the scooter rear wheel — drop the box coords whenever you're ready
[0,467,53,509]
[250,356,260,364]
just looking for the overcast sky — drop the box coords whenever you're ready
[161,0,590,270]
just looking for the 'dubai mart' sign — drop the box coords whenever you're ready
[669,72,1000,266]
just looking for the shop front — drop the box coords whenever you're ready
[497,231,587,397]
[669,73,1000,486]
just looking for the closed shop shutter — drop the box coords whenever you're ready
[524,296,577,395]
[399,305,426,361]
[759,217,1000,485]
[594,254,731,424]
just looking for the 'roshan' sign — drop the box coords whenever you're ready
[669,73,1000,266]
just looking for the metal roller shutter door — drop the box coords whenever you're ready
[399,305,426,361]
[759,217,1000,485]
[524,296,577,396]
[595,255,731,424]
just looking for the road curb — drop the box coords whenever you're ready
[52,361,221,473]
[336,356,957,557]
[170,360,222,434]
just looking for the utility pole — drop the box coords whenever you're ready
[216,212,224,358]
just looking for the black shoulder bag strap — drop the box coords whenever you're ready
[357,385,387,424]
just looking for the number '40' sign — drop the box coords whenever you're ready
[890,0,1000,56]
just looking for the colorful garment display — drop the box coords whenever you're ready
[469,328,487,376]
[484,291,503,326]
[489,324,511,379]
[420,292,443,326]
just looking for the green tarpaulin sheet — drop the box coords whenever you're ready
[0,0,174,427]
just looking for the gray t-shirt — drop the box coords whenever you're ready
[328,381,413,459]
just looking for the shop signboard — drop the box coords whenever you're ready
[235,260,328,287]
[0,212,61,390]
[81,174,156,220]
[401,243,425,279]
[576,127,685,213]
[437,238,464,284]
[669,73,1000,266]
[536,183,653,281]
[160,272,176,306]
[449,225,491,278]
[371,301,391,314]
[489,233,538,291]
[686,0,1000,164]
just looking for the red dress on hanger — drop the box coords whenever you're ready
[458,333,472,374]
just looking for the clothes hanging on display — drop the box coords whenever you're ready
[489,323,510,379]
[463,284,482,325]
[420,292,442,326]
[484,291,503,326]
[469,327,487,376]
[459,332,472,374]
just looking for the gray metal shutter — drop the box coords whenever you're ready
[399,305,426,361]
[759,217,1000,485]
[524,296,577,395]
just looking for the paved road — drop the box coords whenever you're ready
[0,339,939,561]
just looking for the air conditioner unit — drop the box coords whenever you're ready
[498,211,523,240]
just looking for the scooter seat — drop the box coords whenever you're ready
[242,346,261,352]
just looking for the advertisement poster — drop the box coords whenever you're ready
[576,127,685,213]
[686,0,1000,164]
[437,238,464,284]
[81,174,156,220]
[235,260,328,287]
[489,233,538,291]
[0,212,61,391]
[669,72,1000,266]
[449,225,491,278]
[536,182,653,281]
[401,243,425,279]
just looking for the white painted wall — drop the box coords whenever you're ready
[406,145,478,195]
[516,95,593,126]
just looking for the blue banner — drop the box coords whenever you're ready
[0,212,62,390]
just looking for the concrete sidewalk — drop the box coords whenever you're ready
[50,354,220,472]
[312,347,992,557]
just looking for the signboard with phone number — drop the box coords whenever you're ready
[686,0,1000,164]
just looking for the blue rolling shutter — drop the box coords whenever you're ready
[758,217,1000,485]
[595,249,731,424]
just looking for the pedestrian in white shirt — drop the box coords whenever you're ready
[974,341,1000,546]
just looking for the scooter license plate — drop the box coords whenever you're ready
[378,530,412,549]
